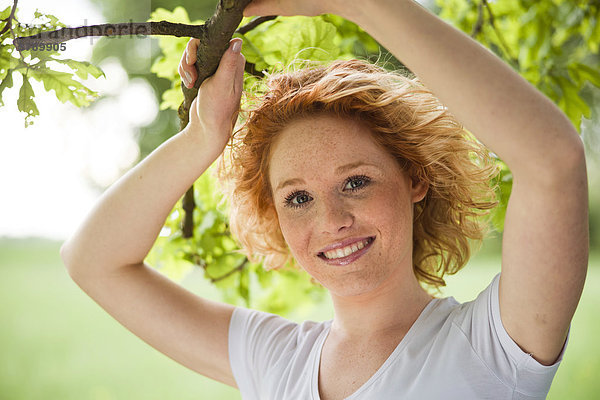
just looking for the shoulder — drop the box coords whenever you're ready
[228,307,331,398]
[229,307,330,346]
[443,274,567,395]
[372,276,566,399]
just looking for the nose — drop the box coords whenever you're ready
[318,194,354,234]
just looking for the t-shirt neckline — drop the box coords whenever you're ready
[310,297,444,400]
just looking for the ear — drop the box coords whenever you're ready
[410,177,429,203]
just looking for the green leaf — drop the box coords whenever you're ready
[553,75,591,130]
[149,6,192,24]
[0,68,13,106]
[0,6,12,20]
[238,266,250,306]
[51,58,105,80]
[29,68,98,107]
[0,48,21,74]
[33,10,66,29]
[574,63,600,88]
[17,75,39,125]
[159,85,183,111]
[198,210,218,235]
[321,14,379,59]
[246,16,339,67]
[490,163,512,232]
[238,34,268,72]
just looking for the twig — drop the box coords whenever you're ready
[471,1,484,38]
[236,15,277,34]
[482,0,519,68]
[207,258,249,283]
[0,0,18,36]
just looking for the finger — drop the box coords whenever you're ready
[233,52,245,97]
[179,53,196,89]
[178,66,188,89]
[179,60,196,89]
[185,38,200,65]
[212,39,244,87]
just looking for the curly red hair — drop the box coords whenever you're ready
[217,59,499,288]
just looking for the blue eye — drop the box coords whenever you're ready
[284,191,312,209]
[283,175,371,209]
[344,175,370,191]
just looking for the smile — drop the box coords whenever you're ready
[317,237,375,265]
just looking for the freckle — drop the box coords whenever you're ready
[535,313,548,324]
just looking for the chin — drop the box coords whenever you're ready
[317,269,388,298]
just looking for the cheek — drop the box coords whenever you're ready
[371,185,414,240]
[277,211,314,259]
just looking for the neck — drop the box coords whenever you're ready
[328,270,434,340]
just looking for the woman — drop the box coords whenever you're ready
[60,0,589,399]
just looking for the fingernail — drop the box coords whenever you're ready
[231,39,242,54]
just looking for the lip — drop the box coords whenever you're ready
[317,236,374,254]
[317,236,375,266]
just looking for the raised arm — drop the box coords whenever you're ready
[243,0,589,365]
[339,0,588,365]
[60,38,246,385]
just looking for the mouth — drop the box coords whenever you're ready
[317,236,375,266]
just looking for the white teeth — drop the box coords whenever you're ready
[322,238,372,260]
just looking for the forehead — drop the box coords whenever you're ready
[268,114,397,185]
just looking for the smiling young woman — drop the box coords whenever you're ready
[61,1,588,399]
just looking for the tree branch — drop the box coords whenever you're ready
[236,15,277,34]
[482,0,519,68]
[207,258,249,283]
[471,1,484,38]
[0,0,18,36]
[12,0,255,239]
[13,21,206,51]
[178,0,252,238]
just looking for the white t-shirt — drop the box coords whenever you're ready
[228,274,567,399]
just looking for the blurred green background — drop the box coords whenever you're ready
[1,238,599,399]
[2,0,600,398]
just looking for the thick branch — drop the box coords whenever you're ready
[178,0,252,238]
[13,21,205,51]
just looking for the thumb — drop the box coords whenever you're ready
[213,38,245,86]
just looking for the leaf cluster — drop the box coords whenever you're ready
[437,0,600,231]
[145,163,327,315]
[0,6,105,126]
[147,3,600,313]
[146,8,389,315]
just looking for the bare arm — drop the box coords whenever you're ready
[60,38,246,385]
[340,0,588,364]
[243,0,589,365]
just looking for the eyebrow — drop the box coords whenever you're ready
[274,161,382,192]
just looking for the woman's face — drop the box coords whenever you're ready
[268,114,428,297]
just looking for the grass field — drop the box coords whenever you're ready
[1,237,598,399]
